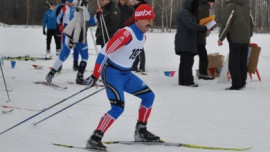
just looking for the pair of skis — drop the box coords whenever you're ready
[52,140,251,151]
[34,81,102,90]
[2,55,52,61]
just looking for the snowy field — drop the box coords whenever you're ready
[0,25,270,152]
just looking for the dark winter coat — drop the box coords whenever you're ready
[95,1,120,45]
[174,0,207,55]
[197,0,210,45]
[117,3,134,29]
[219,0,254,44]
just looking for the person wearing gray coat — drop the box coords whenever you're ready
[218,0,254,90]
[174,0,210,87]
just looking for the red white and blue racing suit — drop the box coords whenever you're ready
[92,23,155,133]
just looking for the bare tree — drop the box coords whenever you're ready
[0,0,270,32]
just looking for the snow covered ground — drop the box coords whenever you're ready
[0,25,270,152]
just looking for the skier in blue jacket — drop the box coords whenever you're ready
[43,2,61,57]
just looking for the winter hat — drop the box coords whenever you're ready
[134,4,155,20]
[208,0,215,2]
[67,0,73,3]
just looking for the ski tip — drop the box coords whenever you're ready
[52,143,73,148]
[103,141,117,144]
[2,109,14,114]
[181,143,252,151]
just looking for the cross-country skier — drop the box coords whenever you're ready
[46,0,96,84]
[84,4,159,151]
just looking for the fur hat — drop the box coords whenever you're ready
[134,4,155,20]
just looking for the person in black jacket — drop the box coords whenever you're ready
[96,0,120,47]
[174,0,210,87]
[197,0,215,80]
[117,0,134,29]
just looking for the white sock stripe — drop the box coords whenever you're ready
[100,115,111,131]
[143,109,148,122]
[100,114,114,131]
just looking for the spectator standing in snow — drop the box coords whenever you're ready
[197,0,215,80]
[84,4,160,151]
[43,2,61,57]
[117,0,134,29]
[174,0,211,87]
[95,0,120,47]
[218,0,254,90]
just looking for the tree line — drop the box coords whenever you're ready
[0,0,269,33]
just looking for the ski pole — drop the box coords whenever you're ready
[46,1,54,10]
[34,87,105,126]
[101,15,109,39]
[0,62,11,102]
[0,87,90,136]
[96,0,110,46]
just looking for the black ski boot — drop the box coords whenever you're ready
[198,74,215,80]
[76,72,86,84]
[76,61,87,84]
[86,130,107,151]
[73,61,79,71]
[46,69,57,82]
[134,122,160,142]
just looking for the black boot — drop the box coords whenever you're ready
[198,74,215,80]
[76,61,87,84]
[46,69,57,82]
[134,122,160,142]
[76,72,87,84]
[86,130,107,151]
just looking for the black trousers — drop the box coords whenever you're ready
[179,53,195,85]
[197,44,208,75]
[47,29,61,51]
[228,40,249,89]
[132,48,146,71]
